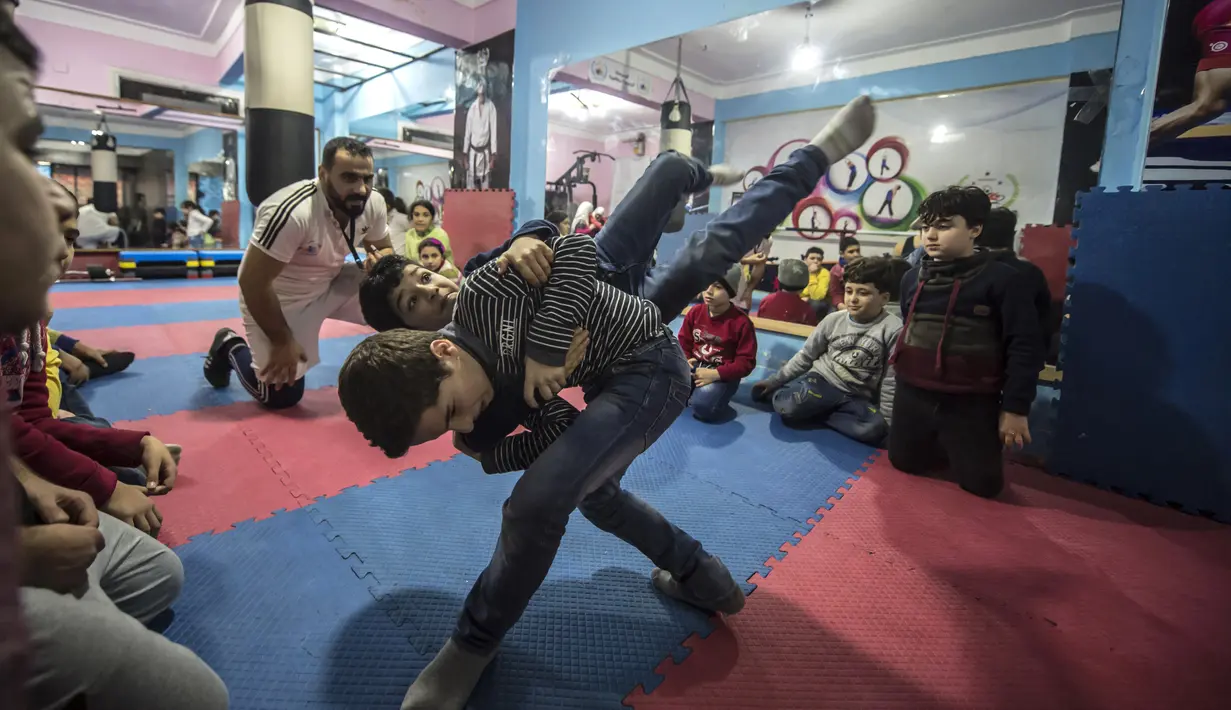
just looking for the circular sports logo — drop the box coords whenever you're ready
[1212,41,1229,53]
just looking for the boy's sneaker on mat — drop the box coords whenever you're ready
[652,555,746,615]
[203,327,243,388]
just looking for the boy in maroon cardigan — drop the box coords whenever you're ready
[679,265,758,422]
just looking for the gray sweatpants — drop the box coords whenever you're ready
[21,513,228,710]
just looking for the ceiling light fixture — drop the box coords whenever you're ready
[792,5,822,73]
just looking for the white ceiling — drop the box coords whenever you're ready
[548,89,661,135]
[637,0,1120,88]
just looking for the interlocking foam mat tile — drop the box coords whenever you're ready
[50,298,240,330]
[164,507,426,709]
[50,284,238,309]
[66,318,371,360]
[306,452,812,708]
[632,459,1231,709]
[122,388,460,546]
[642,409,873,526]
[820,459,1231,676]
[85,335,366,421]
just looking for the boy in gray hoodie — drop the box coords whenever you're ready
[752,257,901,445]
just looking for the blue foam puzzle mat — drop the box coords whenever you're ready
[164,508,425,709]
[642,405,872,525]
[82,335,366,421]
[1055,187,1231,520]
[306,451,810,708]
[52,277,238,292]
[50,299,239,330]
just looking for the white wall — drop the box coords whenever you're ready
[718,79,1070,262]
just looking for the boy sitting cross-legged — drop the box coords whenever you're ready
[751,256,902,446]
[338,230,746,710]
[681,265,757,423]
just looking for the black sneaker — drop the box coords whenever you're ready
[651,555,746,615]
[203,328,243,388]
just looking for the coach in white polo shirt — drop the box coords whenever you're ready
[201,137,394,409]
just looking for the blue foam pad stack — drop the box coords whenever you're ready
[200,249,244,277]
[1053,186,1231,520]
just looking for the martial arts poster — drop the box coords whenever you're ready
[1145,0,1231,186]
[720,80,1070,242]
[453,30,514,190]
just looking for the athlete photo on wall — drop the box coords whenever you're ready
[453,30,513,190]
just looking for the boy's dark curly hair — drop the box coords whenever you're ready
[338,329,448,458]
[359,254,411,332]
[917,186,991,230]
[842,256,897,295]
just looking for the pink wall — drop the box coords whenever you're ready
[547,131,614,211]
[18,17,234,95]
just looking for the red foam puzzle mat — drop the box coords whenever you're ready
[65,318,371,360]
[440,188,515,269]
[628,460,1231,710]
[117,387,460,547]
[50,284,238,310]
[1020,224,1073,302]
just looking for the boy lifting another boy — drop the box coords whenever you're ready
[337,95,877,710]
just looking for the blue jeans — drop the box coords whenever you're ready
[597,146,830,320]
[691,378,740,422]
[772,373,888,446]
[454,333,708,653]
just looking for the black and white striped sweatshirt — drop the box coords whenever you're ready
[450,233,665,473]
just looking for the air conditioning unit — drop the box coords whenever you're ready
[397,121,453,153]
[117,76,242,117]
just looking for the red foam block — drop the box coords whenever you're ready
[50,285,238,310]
[64,318,371,360]
[116,388,460,545]
[628,462,1231,710]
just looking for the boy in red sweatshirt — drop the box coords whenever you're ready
[679,265,757,422]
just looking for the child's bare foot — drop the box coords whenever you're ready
[811,94,876,165]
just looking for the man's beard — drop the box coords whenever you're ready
[327,183,368,219]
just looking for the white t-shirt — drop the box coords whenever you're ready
[76,203,115,238]
[239,180,387,308]
[185,209,214,238]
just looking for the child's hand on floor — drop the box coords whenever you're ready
[102,483,162,536]
[693,368,721,388]
[999,412,1032,449]
[750,380,776,402]
[140,436,178,494]
[524,356,569,408]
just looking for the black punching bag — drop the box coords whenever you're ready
[90,128,118,213]
[660,99,692,158]
[244,0,316,205]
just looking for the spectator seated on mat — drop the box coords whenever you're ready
[405,199,452,263]
[800,245,831,318]
[752,257,902,447]
[757,258,818,326]
[417,237,460,285]
[13,457,229,709]
[827,235,863,311]
[680,265,757,423]
[4,182,176,536]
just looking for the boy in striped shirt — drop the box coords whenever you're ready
[339,96,878,710]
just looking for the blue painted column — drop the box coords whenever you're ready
[1098,0,1168,189]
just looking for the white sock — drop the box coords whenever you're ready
[810,95,876,166]
[708,164,745,187]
